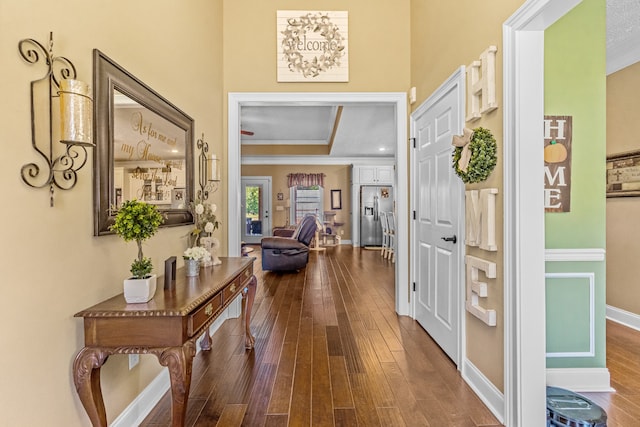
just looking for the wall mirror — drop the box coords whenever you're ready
[93,49,194,235]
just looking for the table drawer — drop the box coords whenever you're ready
[222,278,241,303]
[188,293,222,336]
[222,265,252,303]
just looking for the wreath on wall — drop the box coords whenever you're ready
[451,127,497,183]
[281,12,345,78]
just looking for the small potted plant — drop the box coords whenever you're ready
[183,246,212,277]
[110,199,164,303]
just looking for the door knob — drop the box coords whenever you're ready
[441,235,457,244]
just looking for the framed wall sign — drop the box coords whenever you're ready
[606,150,640,197]
[331,189,342,210]
[543,115,573,212]
[277,11,349,82]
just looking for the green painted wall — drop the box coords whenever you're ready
[544,0,606,369]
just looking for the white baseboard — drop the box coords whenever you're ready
[462,359,504,424]
[111,298,242,427]
[606,305,640,331]
[546,368,614,392]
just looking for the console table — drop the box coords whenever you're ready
[73,257,256,427]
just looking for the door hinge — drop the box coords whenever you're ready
[413,282,416,292]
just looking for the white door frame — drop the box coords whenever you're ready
[503,0,582,425]
[240,176,272,243]
[228,92,409,316]
[410,66,466,368]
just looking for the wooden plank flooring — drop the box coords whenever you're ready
[583,320,640,426]
[140,246,503,426]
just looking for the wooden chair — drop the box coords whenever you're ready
[380,211,390,258]
[386,212,396,263]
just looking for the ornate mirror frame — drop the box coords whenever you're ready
[93,49,194,235]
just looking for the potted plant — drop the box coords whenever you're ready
[183,246,212,277]
[110,199,164,303]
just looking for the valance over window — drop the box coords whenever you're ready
[287,173,325,188]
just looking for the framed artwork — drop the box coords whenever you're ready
[171,187,186,208]
[607,150,640,197]
[331,189,342,210]
[277,11,349,82]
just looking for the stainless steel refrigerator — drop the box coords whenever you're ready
[360,185,394,247]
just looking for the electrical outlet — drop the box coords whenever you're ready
[129,354,139,369]
[340,229,344,235]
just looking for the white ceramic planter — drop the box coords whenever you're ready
[123,274,157,303]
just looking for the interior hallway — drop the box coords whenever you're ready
[141,246,502,426]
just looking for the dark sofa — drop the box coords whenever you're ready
[261,214,318,271]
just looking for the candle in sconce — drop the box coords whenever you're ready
[210,154,218,181]
[59,79,93,146]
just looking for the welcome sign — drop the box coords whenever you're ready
[277,11,349,82]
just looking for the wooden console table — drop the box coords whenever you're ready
[73,257,257,427]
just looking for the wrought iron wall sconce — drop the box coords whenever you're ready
[196,133,220,201]
[19,32,93,206]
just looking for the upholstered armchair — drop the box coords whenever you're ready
[261,214,318,271]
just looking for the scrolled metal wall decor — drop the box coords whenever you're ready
[19,32,93,206]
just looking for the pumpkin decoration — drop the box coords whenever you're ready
[452,127,497,183]
[544,140,567,164]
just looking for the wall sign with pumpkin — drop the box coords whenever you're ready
[543,115,573,212]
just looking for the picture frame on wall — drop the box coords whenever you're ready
[331,189,342,210]
[606,150,640,197]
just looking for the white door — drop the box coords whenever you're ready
[411,69,465,364]
[241,176,272,244]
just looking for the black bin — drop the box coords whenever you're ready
[547,386,607,427]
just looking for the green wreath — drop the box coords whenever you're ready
[452,127,497,183]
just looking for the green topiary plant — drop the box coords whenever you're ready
[110,200,164,279]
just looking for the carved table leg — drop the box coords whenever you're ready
[73,347,111,427]
[242,275,257,349]
[153,342,196,427]
[200,327,212,351]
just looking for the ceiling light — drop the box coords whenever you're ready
[379,147,386,151]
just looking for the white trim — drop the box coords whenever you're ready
[410,66,466,367]
[502,1,582,426]
[243,139,328,146]
[229,92,410,316]
[242,155,394,166]
[462,359,505,424]
[607,305,640,331]
[111,368,170,427]
[111,299,241,427]
[545,272,595,358]
[545,248,605,262]
[546,368,614,392]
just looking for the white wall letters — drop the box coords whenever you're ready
[466,46,498,122]
[465,188,498,251]
[465,255,497,326]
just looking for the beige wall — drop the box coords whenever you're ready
[606,61,640,314]
[242,164,352,239]
[410,0,524,392]
[0,0,223,424]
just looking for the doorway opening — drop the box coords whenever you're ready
[228,92,409,315]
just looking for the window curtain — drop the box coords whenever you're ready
[287,173,325,188]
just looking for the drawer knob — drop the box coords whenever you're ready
[205,303,213,316]
[230,283,237,293]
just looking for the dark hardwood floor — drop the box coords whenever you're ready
[141,246,502,426]
[583,320,640,426]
